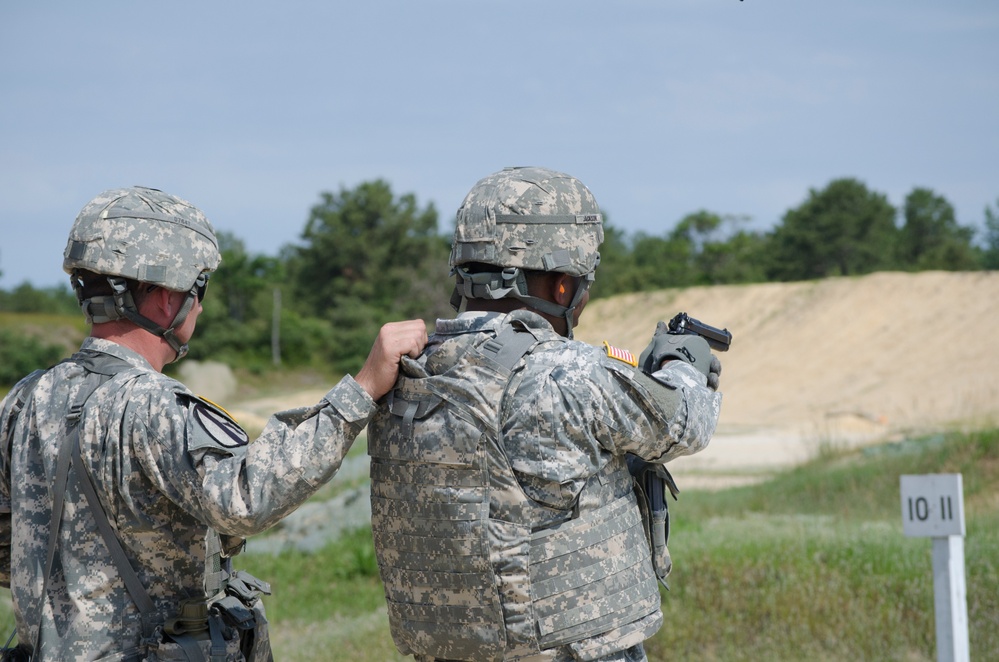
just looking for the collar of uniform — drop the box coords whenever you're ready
[79,336,157,373]
[436,309,557,338]
[435,311,505,337]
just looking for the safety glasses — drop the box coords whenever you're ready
[194,272,210,302]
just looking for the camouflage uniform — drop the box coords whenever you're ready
[369,310,721,661]
[0,336,375,660]
[369,167,722,661]
[0,186,380,660]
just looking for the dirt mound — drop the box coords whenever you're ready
[574,271,999,483]
[579,270,999,434]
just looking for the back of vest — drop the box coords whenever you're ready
[368,324,539,661]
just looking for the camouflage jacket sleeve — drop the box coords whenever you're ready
[0,390,16,586]
[0,371,45,586]
[502,339,721,509]
[104,373,376,539]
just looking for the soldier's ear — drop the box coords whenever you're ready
[553,274,573,306]
[138,285,177,322]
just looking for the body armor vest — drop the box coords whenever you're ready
[368,317,662,661]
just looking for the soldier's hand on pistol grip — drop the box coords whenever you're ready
[639,320,721,389]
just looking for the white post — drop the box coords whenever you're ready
[900,474,969,662]
[932,536,969,662]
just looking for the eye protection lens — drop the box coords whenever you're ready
[194,272,210,302]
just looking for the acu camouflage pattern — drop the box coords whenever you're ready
[368,310,721,662]
[63,187,221,292]
[450,167,604,277]
[0,337,377,660]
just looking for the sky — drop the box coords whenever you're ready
[2,1,997,289]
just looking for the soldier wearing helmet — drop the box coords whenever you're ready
[368,167,723,661]
[0,187,427,660]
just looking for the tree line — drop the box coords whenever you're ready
[2,177,998,382]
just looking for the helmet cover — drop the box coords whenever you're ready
[450,167,603,277]
[63,186,221,292]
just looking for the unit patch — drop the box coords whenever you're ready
[191,397,249,449]
[602,341,638,367]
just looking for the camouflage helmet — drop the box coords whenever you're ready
[450,166,603,276]
[63,186,221,292]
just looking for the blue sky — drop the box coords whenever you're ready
[2,1,997,288]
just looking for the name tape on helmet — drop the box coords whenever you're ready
[494,213,603,225]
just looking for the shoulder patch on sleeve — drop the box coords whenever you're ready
[184,394,249,450]
[602,341,638,367]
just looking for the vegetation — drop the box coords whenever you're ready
[650,430,999,661]
[286,180,452,374]
[2,178,998,386]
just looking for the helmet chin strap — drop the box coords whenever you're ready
[75,276,196,362]
[120,290,196,362]
[450,267,595,340]
[560,271,595,340]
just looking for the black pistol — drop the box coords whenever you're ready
[667,312,733,352]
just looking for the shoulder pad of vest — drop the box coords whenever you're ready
[177,392,249,451]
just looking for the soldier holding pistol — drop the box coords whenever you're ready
[367,167,723,661]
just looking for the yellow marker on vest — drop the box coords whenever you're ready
[602,341,638,367]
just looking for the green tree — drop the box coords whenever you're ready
[289,180,449,373]
[898,188,977,270]
[0,282,79,314]
[669,210,725,252]
[669,211,770,285]
[980,198,999,270]
[631,232,695,290]
[212,231,283,323]
[0,329,65,385]
[590,222,639,299]
[697,229,770,285]
[767,178,898,281]
[189,231,341,371]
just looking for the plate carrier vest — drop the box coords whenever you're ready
[368,316,662,661]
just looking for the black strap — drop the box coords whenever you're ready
[478,325,538,371]
[34,369,110,655]
[73,438,158,638]
[30,356,164,656]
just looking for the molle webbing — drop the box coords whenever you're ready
[368,326,539,660]
[529,489,660,648]
[369,383,506,661]
[205,531,228,599]
[478,324,539,369]
[370,449,505,660]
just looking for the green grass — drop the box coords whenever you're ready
[1,429,996,660]
[648,429,999,661]
[0,311,86,348]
